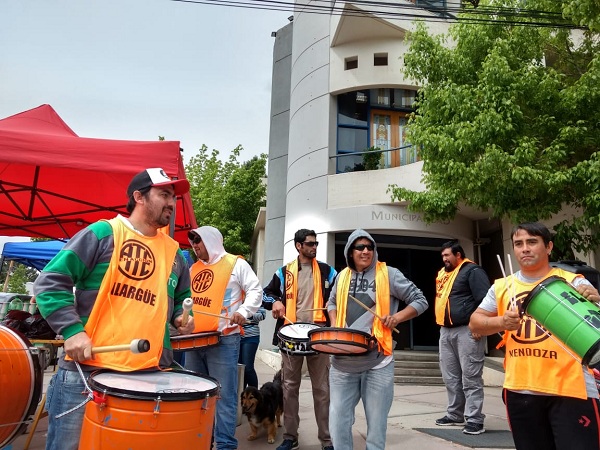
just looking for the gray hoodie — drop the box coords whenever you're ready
[327,229,429,372]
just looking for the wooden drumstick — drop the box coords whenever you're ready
[92,339,150,355]
[348,295,399,335]
[181,298,193,326]
[195,310,249,324]
[282,314,295,324]
[298,307,327,312]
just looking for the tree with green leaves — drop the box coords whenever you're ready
[389,0,600,253]
[185,145,267,258]
[2,262,37,294]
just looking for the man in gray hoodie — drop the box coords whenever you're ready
[327,229,429,450]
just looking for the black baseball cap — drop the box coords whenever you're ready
[127,168,190,197]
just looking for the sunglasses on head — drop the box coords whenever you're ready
[353,244,374,251]
[188,232,202,244]
[302,241,319,247]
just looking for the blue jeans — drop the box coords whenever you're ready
[329,362,394,450]
[45,367,92,450]
[238,335,260,388]
[185,333,241,450]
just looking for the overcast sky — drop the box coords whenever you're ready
[0,0,290,163]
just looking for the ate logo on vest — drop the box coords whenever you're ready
[118,240,155,280]
[285,270,295,291]
[193,270,214,293]
[509,291,549,345]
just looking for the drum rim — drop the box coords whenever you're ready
[583,339,600,367]
[170,331,222,341]
[277,322,320,339]
[306,327,373,339]
[522,275,567,313]
[0,325,43,448]
[88,369,220,401]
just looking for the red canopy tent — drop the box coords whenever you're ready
[0,104,197,247]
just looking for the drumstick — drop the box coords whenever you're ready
[297,307,327,312]
[496,254,517,311]
[507,254,518,311]
[348,295,399,335]
[181,298,193,326]
[282,314,295,324]
[92,339,150,355]
[195,310,249,323]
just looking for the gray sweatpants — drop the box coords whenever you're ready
[439,325,486,424]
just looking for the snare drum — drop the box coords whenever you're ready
[277,322,320,356]
[79,370,220,450]
[307,327,375,355]
[0,325,43,448]
[170,331,221,352]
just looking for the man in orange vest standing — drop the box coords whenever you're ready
[34,168,196,450]
[435,240,490,435]
[185,225,263,450]
[263,229,337,450]
[470,222,600,449]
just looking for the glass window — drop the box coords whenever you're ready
[370,88,390,107]
[338,127,368,152]
[336,152,365,173]
[338,92,368,127]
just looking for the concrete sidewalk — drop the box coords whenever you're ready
[10,350,512,450]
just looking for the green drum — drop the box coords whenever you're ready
[522,276,600,367]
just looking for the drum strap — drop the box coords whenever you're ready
[55,362,94,419]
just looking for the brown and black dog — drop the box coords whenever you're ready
[240,370,283,444]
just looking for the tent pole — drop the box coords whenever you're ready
[3,260,14,292]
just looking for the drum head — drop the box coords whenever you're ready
[278,322,319,339]
[88,369,219,401]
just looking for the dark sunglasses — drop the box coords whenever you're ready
[353,244,374,251]
[188,232,202,244]
[302,241,319,247]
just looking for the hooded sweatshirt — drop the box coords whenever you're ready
[327,229,429,373]
[188,226,262,334]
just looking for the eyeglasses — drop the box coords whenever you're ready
[188,232,202,245]
[302,241,319,247]
[353,244,374,251]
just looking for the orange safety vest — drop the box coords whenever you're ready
[435,259,472,326]
[335,262,393,356]
[497,268,589,399]
[190,254,240,333]
[283,258,326,324]
[82,218,178,371]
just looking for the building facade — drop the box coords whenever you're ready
[258,0,597,351]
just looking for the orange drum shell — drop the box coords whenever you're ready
[307,327,373,355]
[79,393,217,450]
[0,325,43,448]
[170,331,221,351]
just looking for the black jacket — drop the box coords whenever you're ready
[441,262,490,327]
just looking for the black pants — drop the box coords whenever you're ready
[504,389,600,450]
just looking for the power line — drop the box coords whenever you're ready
[171,0,584,29]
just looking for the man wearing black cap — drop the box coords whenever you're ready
[35,168,195,450]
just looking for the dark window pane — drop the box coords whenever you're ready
[338,92,368,126]
[336,152,365,173]
[338,127,368,152]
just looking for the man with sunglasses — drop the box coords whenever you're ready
[186,226,263,450]
[327,229,428,450]
[263,229,337,450]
